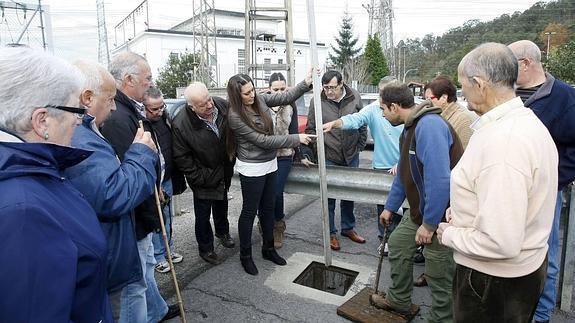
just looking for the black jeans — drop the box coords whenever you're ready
[453,257,547,323]
[238,172,277,250]
[193,195,230,254]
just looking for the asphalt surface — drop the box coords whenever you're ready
[156,151,575,322]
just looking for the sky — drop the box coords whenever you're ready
[30,0,549,61]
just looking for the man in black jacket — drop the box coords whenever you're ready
[172,82,235,265]
[102,52,179,322]
[144,86,185,274]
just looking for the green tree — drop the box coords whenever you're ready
[328,12,361,80]
[547,38,575,84]
[155,51,201,98]
[363,34,389,85]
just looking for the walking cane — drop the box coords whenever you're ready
[373,222,389,296]
[141,121,187,323]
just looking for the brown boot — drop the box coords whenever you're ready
[369,294,419,316]
[273,220,286,249]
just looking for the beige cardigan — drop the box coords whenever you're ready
[441,102,476,149]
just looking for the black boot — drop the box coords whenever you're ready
[240,247,258,275]
[262,240,287,266]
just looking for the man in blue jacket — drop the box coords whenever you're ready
[64,61,177,322]
[509,40,575,323]
[372,83,463,322]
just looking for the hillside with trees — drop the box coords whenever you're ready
[396,0,575,84]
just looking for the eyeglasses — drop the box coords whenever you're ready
[322,84,340,92]
[45,105,86,119]
[146,103,166,113]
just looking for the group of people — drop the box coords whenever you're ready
[366,40,574,323]
[0,36,573,323]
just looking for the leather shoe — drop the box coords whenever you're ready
[330,236,341,250]
[414,273,428,287]
[200,251,222,265]
[216,233,235,248]
[160,304,181,322]
[341,230,366,244]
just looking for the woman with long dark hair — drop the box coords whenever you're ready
[227,73,314,275]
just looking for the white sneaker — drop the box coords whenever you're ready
[155,261,171,273]
[171,252,183,264]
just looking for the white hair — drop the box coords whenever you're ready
[0,47,84,136]
[109,51,146,84]
[74,60,105,95]
[508,40,542,63]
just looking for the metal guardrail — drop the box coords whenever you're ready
[284,164,395,205]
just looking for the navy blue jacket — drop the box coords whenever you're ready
[524,74,575,189]
[65,116,158,293]
[0,135,111,322]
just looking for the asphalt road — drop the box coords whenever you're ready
[155,150,575,322]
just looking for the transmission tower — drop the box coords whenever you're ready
[375,0,395,76]
[244,0,295,86]
[96,0,110,67]
[192,0,219,87]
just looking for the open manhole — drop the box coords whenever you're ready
[293,261,359,296]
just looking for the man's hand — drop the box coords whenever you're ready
[445,207,453,223]
[304,67,321,86]
[323,119,343,132]
[380,209,393,226]
[388,164,398,176]
[301,158,315,167]
[133,126,157,152]
[437,222,452,244]
[415,225,434,245]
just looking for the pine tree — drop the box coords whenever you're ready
[328,12,361,75]
[363,34,390,86]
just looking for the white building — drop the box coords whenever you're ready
[112,9,328,91]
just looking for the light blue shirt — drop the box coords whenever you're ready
[340,101,403,169]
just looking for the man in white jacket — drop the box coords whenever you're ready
[437,42,558,322]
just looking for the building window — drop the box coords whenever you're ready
[264,58,271,78]
[169,52,179,60]
[278,59,283,65]
[238,49,246,74]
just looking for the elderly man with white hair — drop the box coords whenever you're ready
[0,47,111,321]
[437,42,558,322]
[172,82,235,265]
[63,61,164,321]
[508,39,575,323]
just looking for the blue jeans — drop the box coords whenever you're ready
[534,190,563,321]
[274,157,293,221]
[120,233,168,323]
[152,180,174,262]
[326,155,359,235]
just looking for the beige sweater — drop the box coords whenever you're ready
[441,101,476,149]
[442,97,558,278]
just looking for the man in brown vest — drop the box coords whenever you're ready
[373,83,463,323]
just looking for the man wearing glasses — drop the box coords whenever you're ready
[303,70,367,251]
[508,40,575,323]
[144,87,185,274]
[172,82,235,265]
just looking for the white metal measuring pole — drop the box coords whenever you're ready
[306,0,332,267]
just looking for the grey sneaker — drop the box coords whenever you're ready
[155,261,171,273]
[171,252,183,264]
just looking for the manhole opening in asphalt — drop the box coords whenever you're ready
[293,261,359,296]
